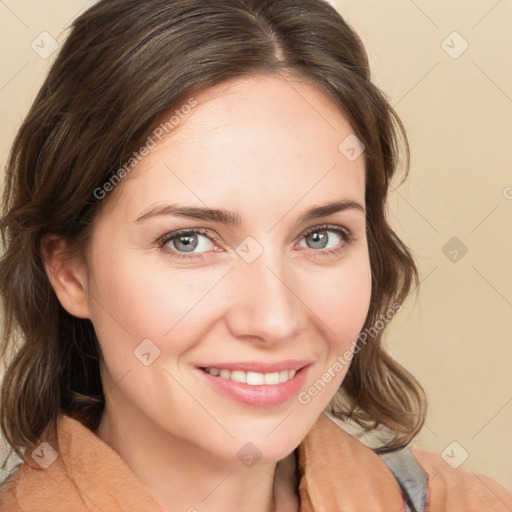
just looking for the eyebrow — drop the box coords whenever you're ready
[135,199,365,225]
[297,199,365,223]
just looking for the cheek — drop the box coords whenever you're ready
[297,254,371,398]
[88,241,372,356]
[86,247,229,361]
[87,227,371,379]
[84,250,229,423]
[305,255,372,345]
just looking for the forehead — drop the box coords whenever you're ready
[112,74,366,223]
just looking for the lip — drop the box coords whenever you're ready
[195,361,312,407]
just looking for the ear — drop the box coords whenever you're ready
[41,234,91,319]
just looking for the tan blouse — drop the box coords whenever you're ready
[0,411,510,511]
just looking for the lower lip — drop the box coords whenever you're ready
[195,366,311,406]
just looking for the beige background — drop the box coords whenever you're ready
[1,0,511,493]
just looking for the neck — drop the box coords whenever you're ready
[95,405,299,512]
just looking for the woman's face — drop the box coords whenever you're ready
[83,75,371,462]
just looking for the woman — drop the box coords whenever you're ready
[0,0,510,511]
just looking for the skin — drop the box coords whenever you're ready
[45,74,372,512]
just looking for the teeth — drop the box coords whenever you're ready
[264,372,279,385]
[230,371,246,383]
[203,368,297,385]
[248,372,266,385]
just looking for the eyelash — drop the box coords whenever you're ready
[156,224,354,261]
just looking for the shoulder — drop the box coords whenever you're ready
[0,458,84,512]
[0,417,93,511]
[0,415,162,512]
[323,411,512,511]
[0,465,25,512]
[410,444,512,512]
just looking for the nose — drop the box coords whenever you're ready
[225,246,301,344]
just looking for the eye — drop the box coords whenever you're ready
[297,224,353,256]
[157,224,354,261]
[157,228,221,260]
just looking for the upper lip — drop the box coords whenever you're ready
[198,360,312,373]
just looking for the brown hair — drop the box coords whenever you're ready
[0,0,426,458]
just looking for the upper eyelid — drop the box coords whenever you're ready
[301,223,352,236]
[157,227,217,246]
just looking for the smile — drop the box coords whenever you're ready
[196,362,311,406]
